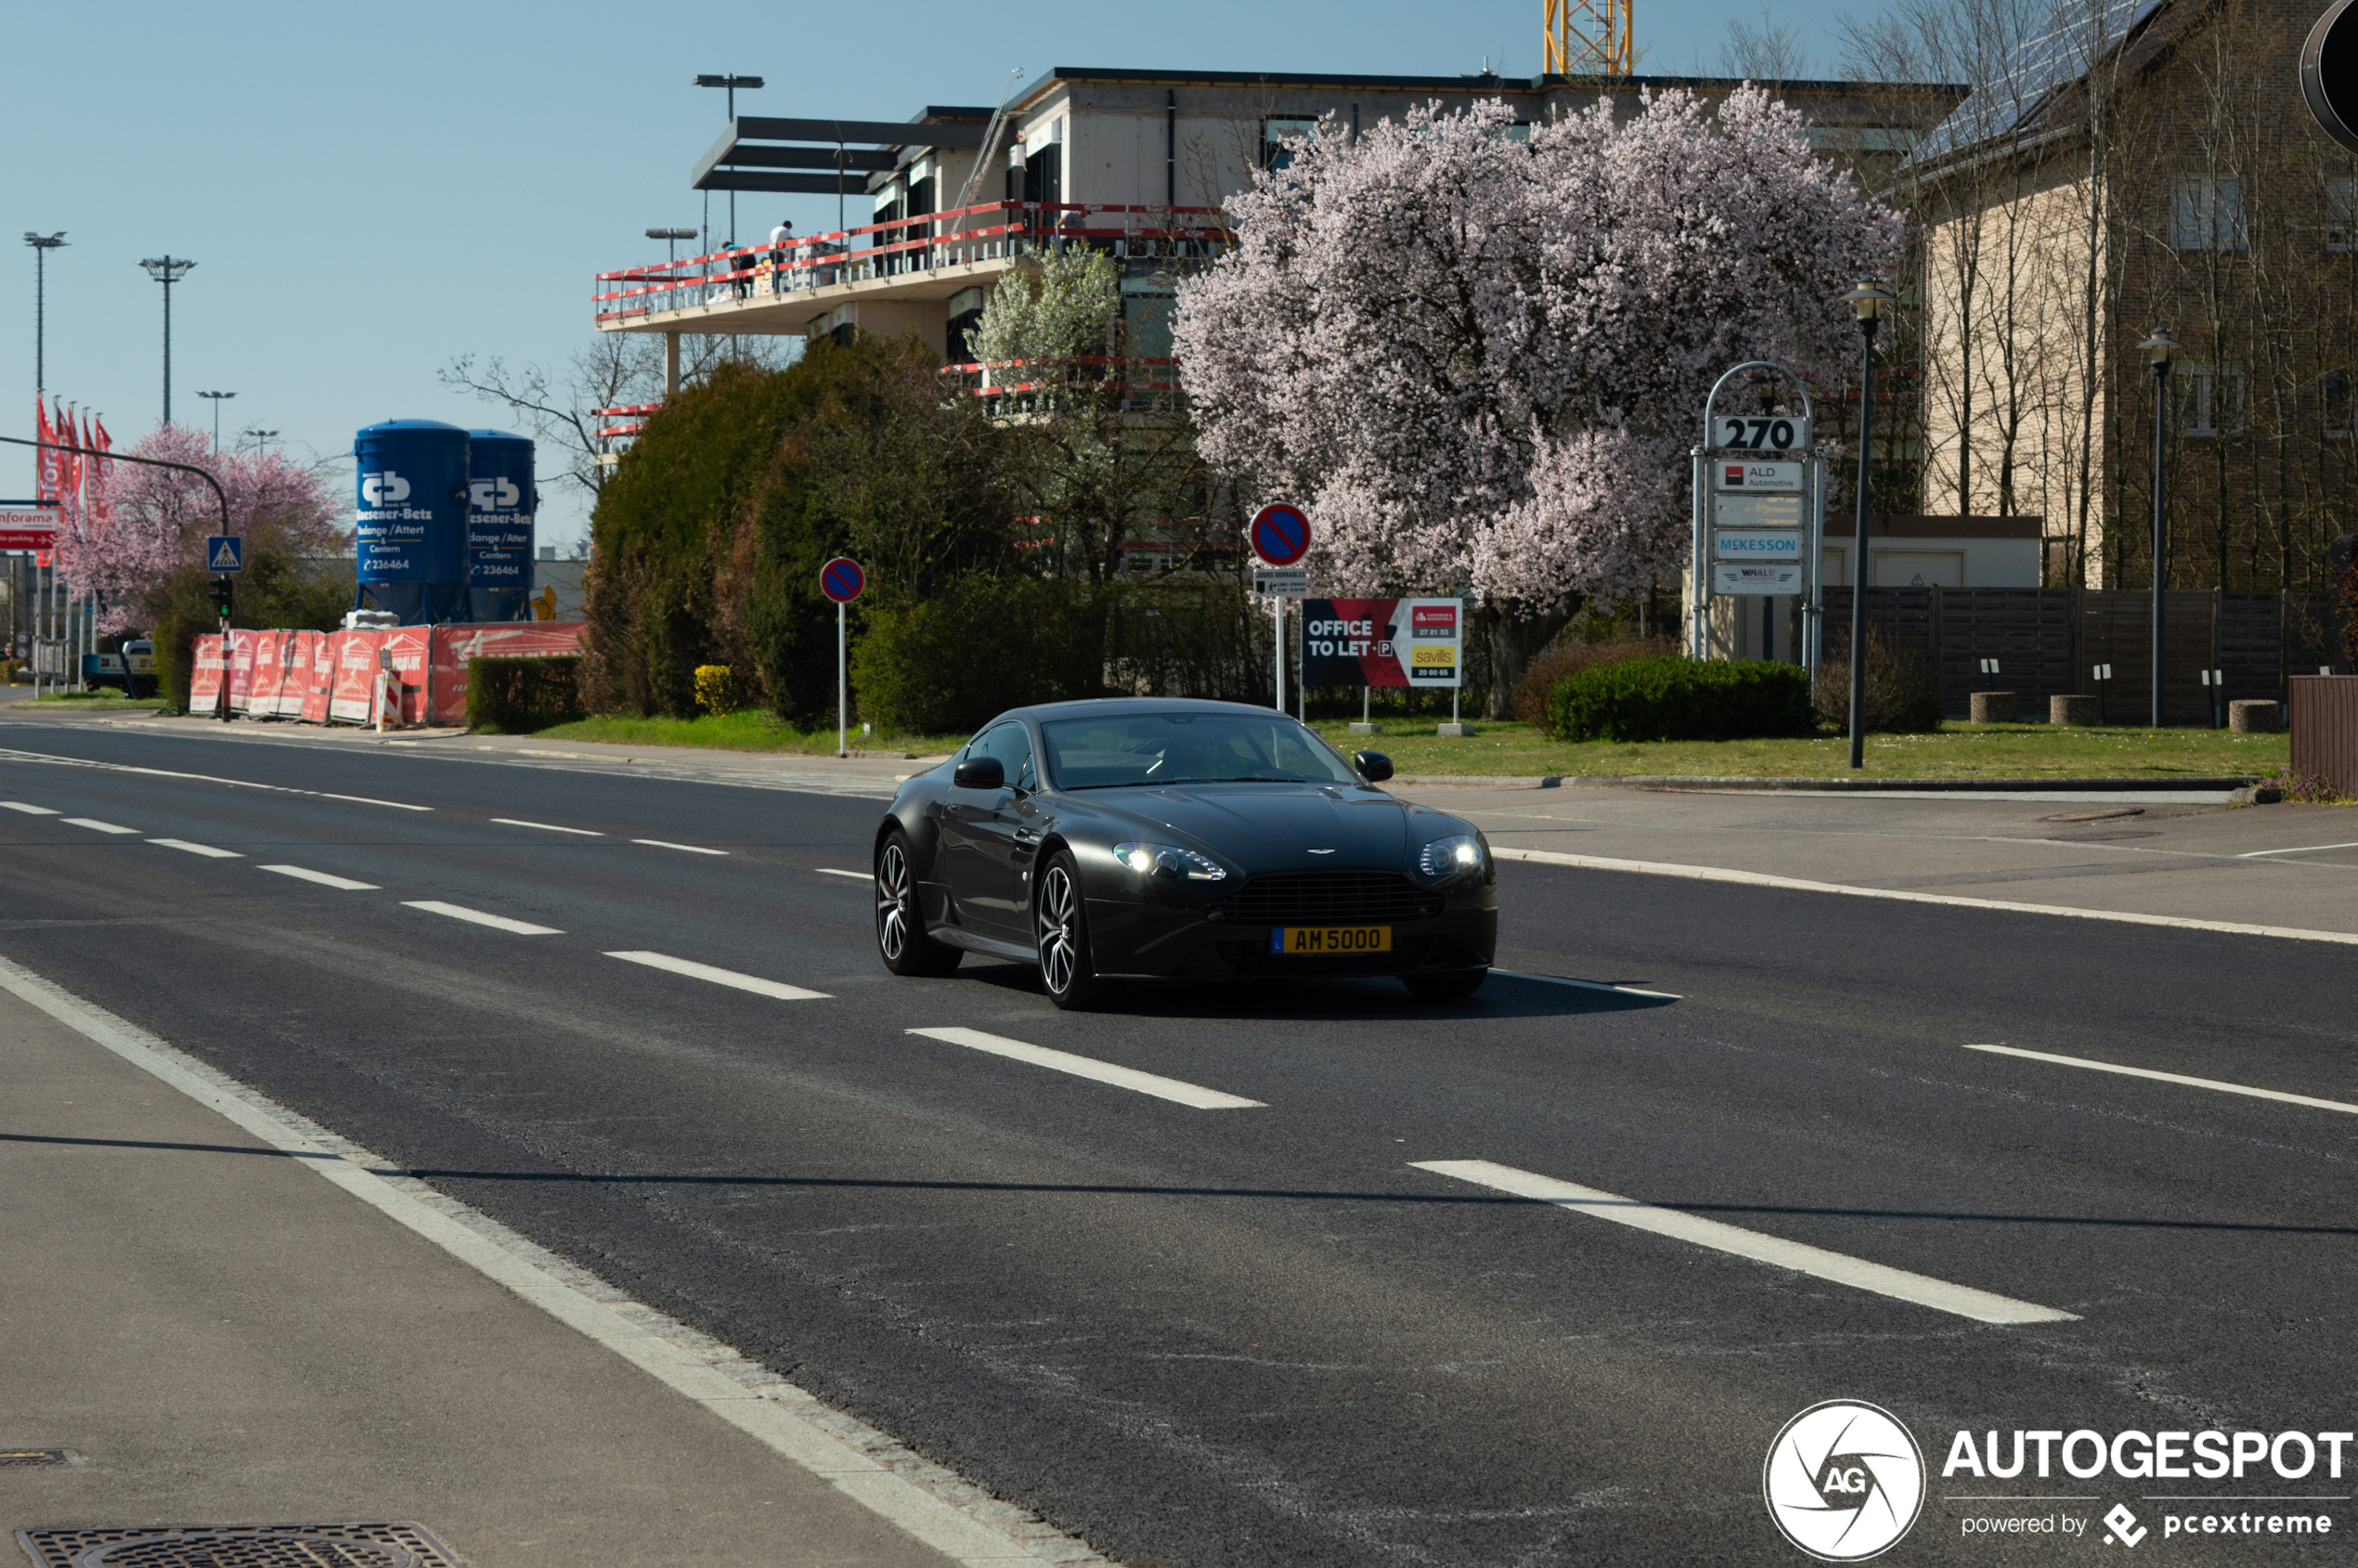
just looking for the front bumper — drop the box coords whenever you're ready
[1084,881,1497,979]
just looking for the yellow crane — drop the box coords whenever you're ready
[1545,0,1633,76]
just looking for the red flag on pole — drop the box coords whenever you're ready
[91,417,113,525]
[59,407,84,528]
[34,399,59,504]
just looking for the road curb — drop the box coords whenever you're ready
[1394,773,2265,792]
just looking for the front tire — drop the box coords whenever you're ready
[1035,851,1102,1010]
[875,831,961,977]
[1403,968,1487,1001]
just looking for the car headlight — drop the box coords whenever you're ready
[1418,834,1486,879]
[1113,841,1227,881]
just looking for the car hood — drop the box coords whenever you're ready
[1070,784,1454,874]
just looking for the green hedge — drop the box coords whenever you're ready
[850,574,1105,734]
[1547,655,1816,743]
[468,655,585,733]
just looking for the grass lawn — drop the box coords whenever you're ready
[1309,719,2289,780]
[530,709,963,758]
[28,690,172,710]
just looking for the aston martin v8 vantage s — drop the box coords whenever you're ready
[872,698,1497,1009]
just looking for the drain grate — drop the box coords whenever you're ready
[15,1524,464,1568]
[0,1451,77,1468]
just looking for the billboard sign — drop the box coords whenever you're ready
[1302,597,1463,688]
[0,506,60,550]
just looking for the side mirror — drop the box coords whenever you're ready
[953,756,1005,790]
[1354,750,1393,783]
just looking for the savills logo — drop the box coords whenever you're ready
[361,471,410,505]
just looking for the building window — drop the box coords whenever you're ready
[1263,117,1318,170]
[2171,362,2246,437]
[2327,370,2355,438]
[2330,177,2357,252]
[2170,175,2247,251]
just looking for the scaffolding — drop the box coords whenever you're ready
[1545,0,1633,77]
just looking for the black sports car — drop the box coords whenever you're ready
[872,698,1497,1008]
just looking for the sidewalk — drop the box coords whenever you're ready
[0,973,1044,1568]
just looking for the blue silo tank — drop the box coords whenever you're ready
[354,419,471,624]
[466,430,536,622]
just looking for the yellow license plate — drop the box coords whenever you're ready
[1272,925,1393,955]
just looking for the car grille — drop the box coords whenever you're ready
[1210,871,1444,926]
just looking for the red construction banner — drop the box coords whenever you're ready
[424,622,586,726]
[267,631,310,718]
[247,630,286,716]
[227,629,259,712]
[383,628,431,725]
[329,630,384,723]
[299,631,334,723]
[190,634,224,710]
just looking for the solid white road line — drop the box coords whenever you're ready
[814,868,869,880]
[2237,840,2358,859]
[401,901,564,936]
[1493,846,2358,947]
[61,818,137,835]
[634,839,727,855]
[491,817,602,836]
[1963,1042,2358,1116]
[259,864,381,891]
[0,747,429,810]
[0,801,58,814]
[149,838,242,859]
[906,1026,1264,1110]
[1413,1159,2078,1326]
[1494,968,1681,1000]
[0,952,1073,1568]
[605,951,829,1001]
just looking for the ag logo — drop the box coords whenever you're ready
[361,471,411,505]
[1763,1400,1924,1562]
[469,477,522,511]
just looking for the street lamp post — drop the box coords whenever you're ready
[22,232,66,395]
[2138,331,2182,729]
[1844,281,1896,771]
[693,73,764,250]
[138,256,197,426]
[196,390,235,451]
[646,227,699,267]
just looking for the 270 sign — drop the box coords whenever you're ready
[1712,416,1811,452]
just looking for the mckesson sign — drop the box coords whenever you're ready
[1714,529,1805,562]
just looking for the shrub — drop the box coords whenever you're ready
[852,573,1105,733]
[1511,638,1678,724]
[1813,626,1945,732]
[1547,655,1816,743]
[693,664,743,714]
[468,655,584,733]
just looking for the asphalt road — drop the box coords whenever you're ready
[4,718,2354,1565]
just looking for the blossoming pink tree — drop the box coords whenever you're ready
[56,423,344,634]
[1173,87,1903,706]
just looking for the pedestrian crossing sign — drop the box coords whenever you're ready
[206,535,243,573]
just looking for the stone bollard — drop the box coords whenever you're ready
[2051,693,2100,726]
[2229,699,2282,734]
[1969,691,2016,724]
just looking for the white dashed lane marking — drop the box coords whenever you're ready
[1963,1042,2358,1116]
[62,818,137,835]
[491,818,602,836]
[634,839,727,855]
[401,901,564,936]
[1494,969,1680,1000]
[1413,1159,2078,1326]
[0,801,59,815]
[905,1027,1264,1110]
[149,838,241,859]
[259,865,381,891]
[604,951,829,1000]
[814,868,869,880]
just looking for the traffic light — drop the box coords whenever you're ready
[211,577,233,618]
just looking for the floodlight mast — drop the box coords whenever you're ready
[23,232,66,397]
[1546,0,1633,76]
[139,255,197,425]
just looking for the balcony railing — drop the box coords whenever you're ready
[593,201,1232,326]
[939,356,1185,416]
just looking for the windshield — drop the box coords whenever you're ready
[1043,711,1362,790]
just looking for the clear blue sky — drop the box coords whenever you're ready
[1,0,1861,546]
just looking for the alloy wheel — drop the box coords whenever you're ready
[1037,864,1079,995]
[876,842,911,962]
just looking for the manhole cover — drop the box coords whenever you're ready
[14,1524,462,1568]
[0,1451,76,1468]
